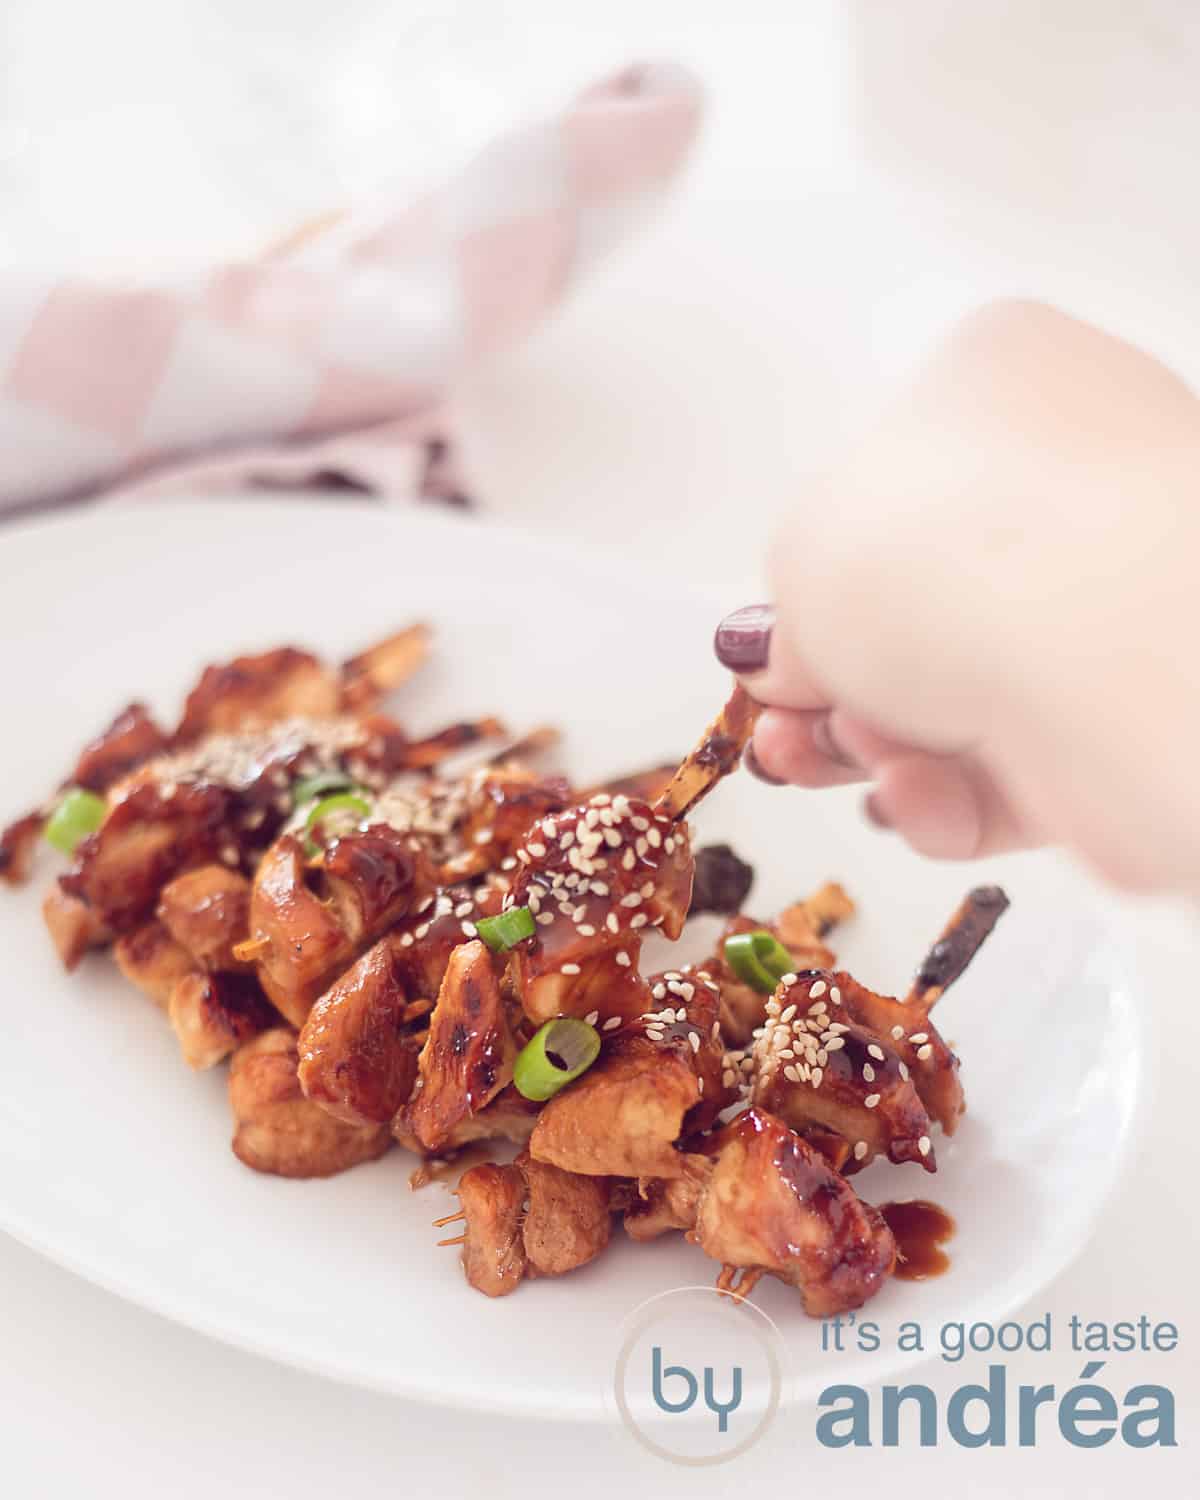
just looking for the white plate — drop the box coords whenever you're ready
[0,499,1141,1418]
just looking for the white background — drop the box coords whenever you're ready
[1,3,1198,1494]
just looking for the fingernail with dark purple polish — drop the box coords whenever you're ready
[744,742,786,786]
[863,791,892,831]
[811,714,859,770]
[714,604,774,673]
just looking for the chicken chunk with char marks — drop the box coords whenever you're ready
[229,1028,391,1178]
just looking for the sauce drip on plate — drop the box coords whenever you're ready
[880,1199,955,1280]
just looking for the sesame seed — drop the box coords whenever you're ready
[898,1061,910,1081]
[473,828,493,845]
[688,1032,700,1053]
[664,837,675,854]
[652,984,667,1000]
[722,1069,736,1088]
[559,830,575,849]
[825,1036,845,1051]
[917,1044,934,1061]
[864,1093,881,1109]
[783,1065,800,1083]
[619,892,642,908]
[809,980,827,998]
[399,932,414,947]
[867,1043,885,1061]
[527,842,547,859]
[590,880,609,896]
[862,1063,875,1083]
[584,1010,599,1026]
[830,986,841,1004]
[461,921,477,938]
[561,963,581,975]
[615,951,631,967]
[415,923,430,940]
[454,901,473,918]
[646,827,662,848]
[603,828,622,848]
[811,1067,823,1088]
[603,1016,622,1031]
[891,1024,905,1040]
[645,1026,666,1041]
[854,1140,869,1161]
[909,1032,929,1044]
[918,1135,931,1156]
[536,912,554,926]
[697,1078,704,1095]
[516,849,531,864]
[590,793,611,806]
[630,913,648,929]
[605,912,620,934]
[780,1004,797,1024]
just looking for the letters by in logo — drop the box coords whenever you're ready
[610,1286,788,1465]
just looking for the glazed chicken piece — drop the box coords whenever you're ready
[1,704,169,887]
[401,940,518,1154]
[692,1109,896,1316]
[319,824,436,947]
[243,835,354,1026]
[528,968,735,1180]
[714,881,856,1046]
[295,873,513,1132]
[623,1156,711,1241]
[157,864,252,971]
[61,780,235,934]
[508,793,693,1027]
[298,933,426,1127]
[437,765,571,883]
[175,647,341,742]
[453,1162,528,1297]
[748,971,938,1173]
[42,886,111,971]
[830,885,1010,1134]
[72,702,170,791]
[113,919,196,1007]
[0,812,42,886]
[229,1028,391,1177]
[517,1151,612,1277]
[449,1151,612,1297]
[169,971,278,1070]
[393,1084,540,1156]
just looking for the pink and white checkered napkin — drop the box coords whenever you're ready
[0,62,702,517]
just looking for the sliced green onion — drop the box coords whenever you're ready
[513,1017,601,1101]
[44,787,107,854]
[476,906,536,953]
[724,930,795,994]
[292,769,356,807]
[304,792,371,848]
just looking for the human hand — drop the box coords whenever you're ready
[716,301,1200,895]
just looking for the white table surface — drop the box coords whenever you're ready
[2,4,1198,1494]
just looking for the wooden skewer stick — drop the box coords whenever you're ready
[653,684,762,823]
[432,1209,467,1228]
[232,935,271,963]
[437,1233,467,1248]
[905,885,1010,1010]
